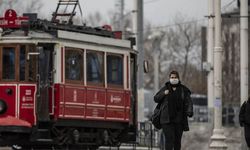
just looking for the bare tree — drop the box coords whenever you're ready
[85,11,106,27]
[222,15,240,105]
[23,0,43,13]
[144,14,204,94]
[165,14,201,81]
[144,27,166,89]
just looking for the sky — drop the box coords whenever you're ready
[40,0,237,26]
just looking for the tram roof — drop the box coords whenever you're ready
[0,20,134,49]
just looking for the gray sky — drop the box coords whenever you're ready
[41,0,237,26]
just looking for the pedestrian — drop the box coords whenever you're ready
[154,70,193,150]
[239,97,250,148]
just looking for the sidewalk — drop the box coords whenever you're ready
[99,146,160,150]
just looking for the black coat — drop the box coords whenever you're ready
[154,82,193,131]
[239,100,250,146]
[239,100,250,126]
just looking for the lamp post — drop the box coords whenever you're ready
[207,0,215,125]
[209,0,227,149]
[240,0,249,149]
[148,32,165,93]
[133,0,145,122]
[148,31,165,150]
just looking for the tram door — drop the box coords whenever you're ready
[130,54,137,126]
[36,44,54,121]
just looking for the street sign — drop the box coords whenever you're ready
[0,9,28,28]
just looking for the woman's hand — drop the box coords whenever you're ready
[164,90,169,95]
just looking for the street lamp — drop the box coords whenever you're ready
[148,31,165,93]
[209,0,227,149]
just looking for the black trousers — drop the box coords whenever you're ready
[245,125,250,147]
[162,123,183,150]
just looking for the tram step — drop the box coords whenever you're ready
[35,139,53,142]
[37,128,51,139]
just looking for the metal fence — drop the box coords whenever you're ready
[190,104,240,126]
[136,105,241,150]
[137,121,161,149]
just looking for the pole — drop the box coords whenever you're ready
[133,0,145,123]
[120,0,125,38]
[240,0,248,149]
[153,51,159,94]
[152,34,162,94]
[209,0,227,149]
[207,0,215,125]
[240,0,248,114]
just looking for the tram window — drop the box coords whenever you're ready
[2,47,15,80]
[28,46,37,82]
[65,49,83,81]
[20,46,26,81]
[86,51,104,84]
[107,55,123,86]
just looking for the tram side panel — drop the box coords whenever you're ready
[52,84,131,122]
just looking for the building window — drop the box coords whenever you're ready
[86,51,104,84]
[65,49,83,82]
[2,47,15,80]
[107,54,123,86]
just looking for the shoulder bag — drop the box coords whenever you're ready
[151,103,162,130]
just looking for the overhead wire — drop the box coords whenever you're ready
[222,0,236,11]
[147,19,206,31]
[144,0,160,4]
[147,0,237,31]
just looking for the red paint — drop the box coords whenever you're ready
[86,88,106,106]
[64,85,85,118]
[106,90,125,107]
[124,91,131,121]
[127,56,129,89]
[102,25,112,31]
[106,108,125,121]
[49,87,53,114]
[0,85,17,117]
[0,9,28,28]
[85,107,105,120]
[0,115,31,127]
[19,85,36,125]
[85,88,106,120]
[53,84,64,119]
[113,31,122,39]
[0,84,36,126]
[53,84,131,122]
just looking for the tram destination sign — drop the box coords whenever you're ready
[0,9,28,28]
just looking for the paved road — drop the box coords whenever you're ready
[99,146,159,150]
[0,147,10,150]
[0,146,159,150]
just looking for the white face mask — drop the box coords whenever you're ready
[170,78,179,85]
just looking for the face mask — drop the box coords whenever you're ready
[170,78,179,85]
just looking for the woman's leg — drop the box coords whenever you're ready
[245,126,250,147]
[174,123,183,150]
[162,123,175,150]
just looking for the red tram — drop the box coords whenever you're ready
[0,8,138,150]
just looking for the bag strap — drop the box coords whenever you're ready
[156,103,162,109]
[181,86,184,100]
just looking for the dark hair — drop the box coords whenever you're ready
[169,70,180,78]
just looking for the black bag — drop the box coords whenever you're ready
[151,103,162,129]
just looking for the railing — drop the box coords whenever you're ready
[137,121,161,149]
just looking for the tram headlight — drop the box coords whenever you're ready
[0,100,7,115]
